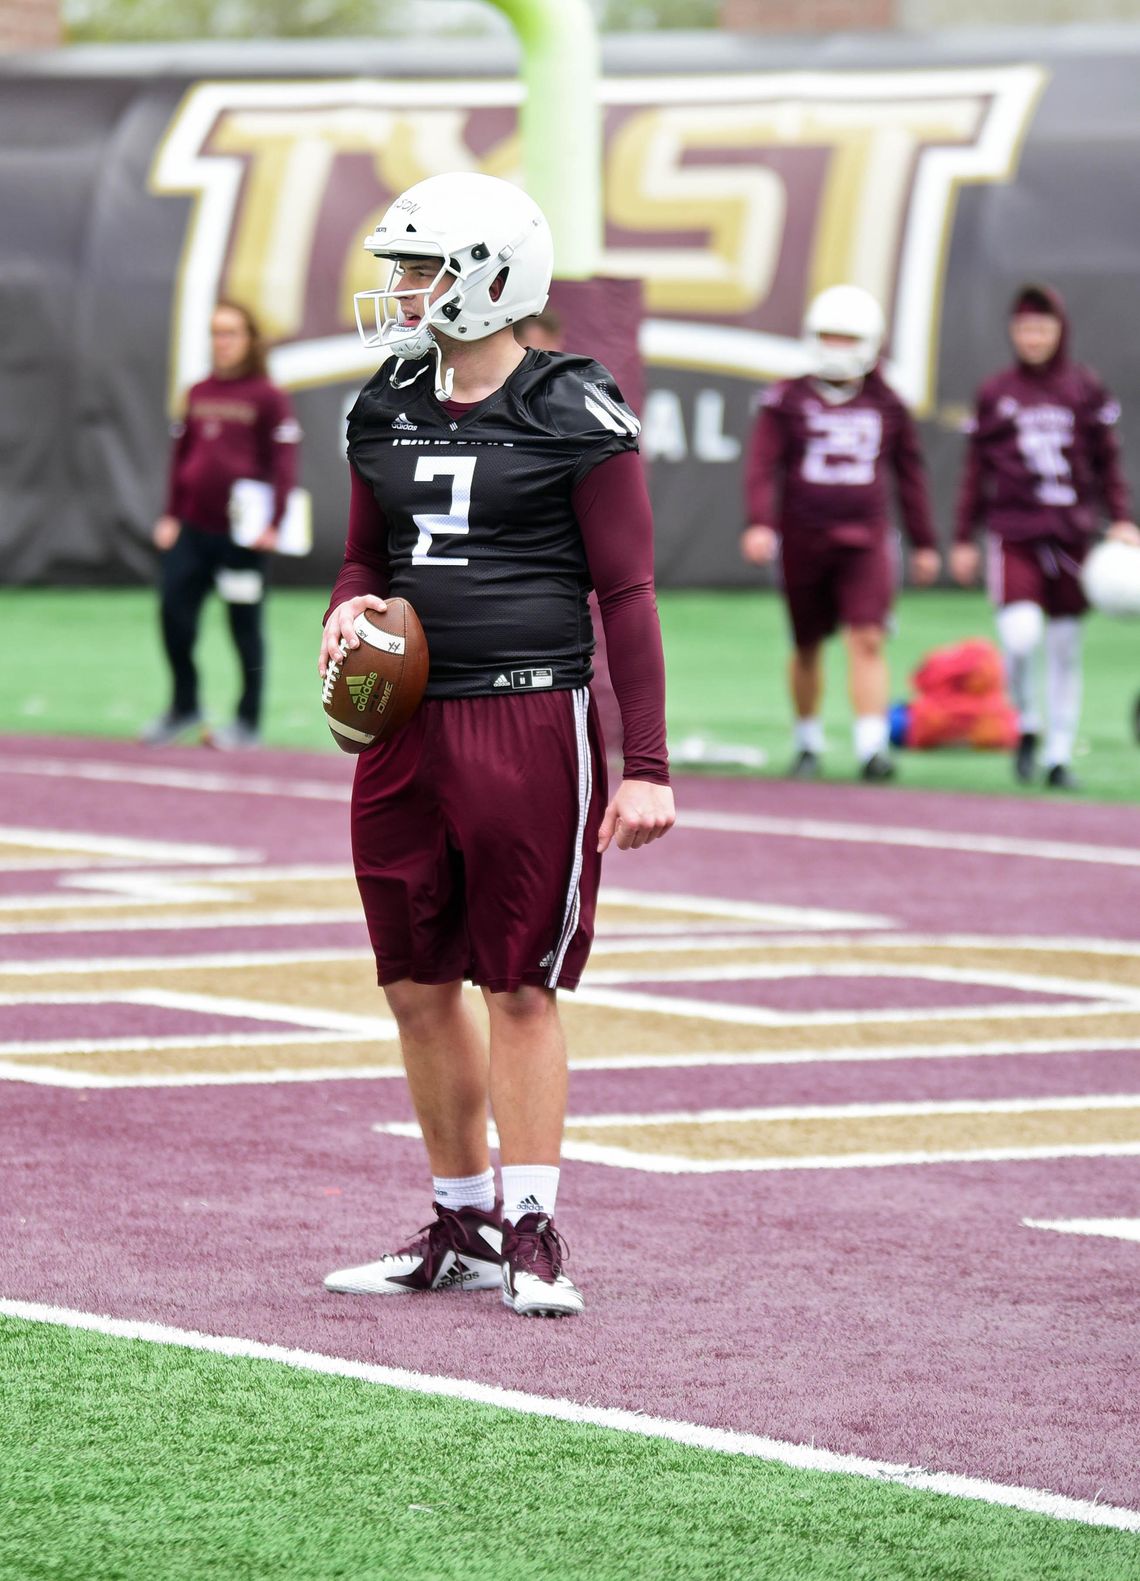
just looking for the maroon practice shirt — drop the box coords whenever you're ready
[744,369,936,549]
[165,372,300,535]
[955,288,1130,547]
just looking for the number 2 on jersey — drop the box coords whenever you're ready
[412,457,476,565]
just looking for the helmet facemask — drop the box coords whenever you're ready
[803,285,886,384]
[353,172,555,401]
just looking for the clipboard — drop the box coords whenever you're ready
[229,479,313,557]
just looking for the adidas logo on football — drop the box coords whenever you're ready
[345,671,378,712]
[493,673,511,688]
[391,412,417,431]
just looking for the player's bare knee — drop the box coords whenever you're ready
[846,625,884,660]
[483,983,557,1025]
[382,979,464,1040]
[996,600,1044,659]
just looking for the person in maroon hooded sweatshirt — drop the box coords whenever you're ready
[742,284,940,782]
[951,283,1137,789]
[140,300,301,749]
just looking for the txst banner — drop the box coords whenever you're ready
[0,32,1137,587]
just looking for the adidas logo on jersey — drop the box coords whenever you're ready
[493,673,511,688]
[391,412,417,431]
[583,381,641,438]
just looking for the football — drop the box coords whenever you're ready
[321,599,430,753]
[1081,539,1140,618]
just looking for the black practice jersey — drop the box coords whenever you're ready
[346,348,641,698]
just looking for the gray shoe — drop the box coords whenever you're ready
[139,711,204,747]
[207,720,261,751]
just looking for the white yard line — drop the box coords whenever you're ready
[0,986,395,1038]
[561,1092,1140,1127]
[0,946,374,976]
[572,985,1126,1028]
[681,809,1140,869]
[0,759,350,802]
[4,1035,1140,1093]
[600,887,893,929]
[582,960,1140,1004]
[0,1031,371,1058]
[554,1139,1140,1174]
[0,908,368,935]
[1,1299,1136,1533]
[0,826,256,864]
[1023,1218,1140,1243]
[0,1059,403,1088]
[563,1036,1140,1071]
[375,1092,1140,1138]
[5,759,1139,866]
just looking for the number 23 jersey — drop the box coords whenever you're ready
[346,348,641,698]
[744,369,936,549]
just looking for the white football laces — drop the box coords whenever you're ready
[321,638,348,707]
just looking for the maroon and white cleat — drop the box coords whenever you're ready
[324,1202,502,1294]
[501,1213,584,1317]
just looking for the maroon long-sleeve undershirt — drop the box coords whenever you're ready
[330,451,669,784]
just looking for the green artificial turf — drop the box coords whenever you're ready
[2,1315,1137,1581]
[1,585,1137,800]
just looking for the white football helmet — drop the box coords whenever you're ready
[354,172,554,397]
[804,285,885,382]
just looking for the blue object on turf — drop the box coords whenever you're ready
[888,701,910,748]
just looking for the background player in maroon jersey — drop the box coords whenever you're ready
[318,173,675,1317]
[742,285,940,782]
[142,300,301,750]
[951,284,1137,789]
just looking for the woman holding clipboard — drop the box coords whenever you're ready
[141,300,303,750]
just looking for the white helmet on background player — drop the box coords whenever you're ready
[804,285,886,382]
[354,172,554,396]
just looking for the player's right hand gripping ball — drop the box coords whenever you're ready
[321,598,429,754]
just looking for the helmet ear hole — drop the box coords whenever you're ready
[489,267,509,304]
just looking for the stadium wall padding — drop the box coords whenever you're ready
[0,29,1138,588]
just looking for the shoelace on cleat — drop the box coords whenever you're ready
[387,1206,472,1266]
[510,1219,570,1282]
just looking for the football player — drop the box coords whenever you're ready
[319,173,674,1317]
[951,283,1137,789]
[741,285,940,782]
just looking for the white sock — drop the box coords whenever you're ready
[1044,616,1083,766]
[794,716,824,754]
[432,1167,496,1213]
[501,1165,560,1224]
[997,600,1044,733]
[853,714,888,763]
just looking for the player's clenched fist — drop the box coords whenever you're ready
[319,593,388,677]
[597,780,676,854]
[741,524,778,565]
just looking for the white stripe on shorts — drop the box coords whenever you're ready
[545,687,592,989]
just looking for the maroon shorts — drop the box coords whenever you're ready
[351,687,607,994]
[779,533,894,649]
[985,534,1088,617]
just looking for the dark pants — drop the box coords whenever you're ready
[159,525,267,727]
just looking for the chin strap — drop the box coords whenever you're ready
[388,341,454,402]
